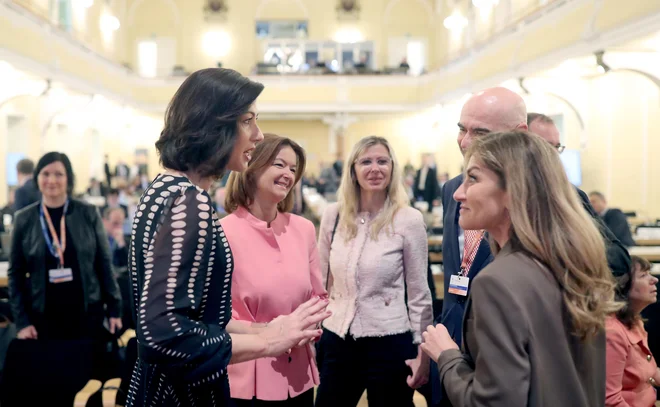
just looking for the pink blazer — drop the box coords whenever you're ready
[605,316,658,407]
[220,207,326,401]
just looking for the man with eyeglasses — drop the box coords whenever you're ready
[528,112,565,153]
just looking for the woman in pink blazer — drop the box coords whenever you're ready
[606,256,660,407]
[221,134,327,407]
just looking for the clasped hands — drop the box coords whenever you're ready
[259,296,331,357]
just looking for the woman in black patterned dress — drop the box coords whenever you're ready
[126,68,331,407]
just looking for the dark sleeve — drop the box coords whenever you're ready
[607,210,635,248]
[413,170,421,198]
[91,206,122,318]
[115,245,129,268]
[438,273,530,407]
[13,188,27,212]
[7,213,30,329]
[575,188,631,276]
[139,189,232,383]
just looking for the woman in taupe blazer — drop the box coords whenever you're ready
[421,131,621,407]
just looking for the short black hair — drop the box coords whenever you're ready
[16,159,35,176]
[156,68,264,179]
[107,188,120,196]
[527,112,554,126]
[34,152,75,195]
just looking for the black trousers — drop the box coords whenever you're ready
[315,330,417,407]
[230,388,313,407]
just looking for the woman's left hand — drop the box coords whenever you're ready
[420,324,459,363]
[109,317,123,334]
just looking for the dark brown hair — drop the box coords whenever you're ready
[614,255,653,328]
[156,68,264,179]
[224,134,306,214]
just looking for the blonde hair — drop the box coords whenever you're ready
[336,136,410,240]
[224,133,306,214]
[465,131,621,340]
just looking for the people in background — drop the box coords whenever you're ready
[102,207,127,269]
[527,112,630,264]
[87,177,106,197]
[8,151,122,351]
[222,134,326,406]
[104,154,112,188]
[606,256,659,407]
[318,162,340,199]
[127,68,330,406]
[13,158,40,211]
[101,188,129,219]
[590,191,636,248]
[413,153,440,212]
[315,136,433,407]
[422,131,619,406]
[114,159,130,184]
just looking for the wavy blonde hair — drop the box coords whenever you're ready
[336,136,410,241]
[465,131,621,340]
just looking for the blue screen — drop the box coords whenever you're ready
[6,153,26,187]
[559,149,582,187]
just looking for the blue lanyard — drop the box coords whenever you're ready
[39,200,69,265]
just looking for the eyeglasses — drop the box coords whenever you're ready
[355,158,392,168]
[556,144,566,154]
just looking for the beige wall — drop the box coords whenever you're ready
[258,119,332,177]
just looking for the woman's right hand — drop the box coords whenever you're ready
[17,325,38,340]
[260,297,330,357]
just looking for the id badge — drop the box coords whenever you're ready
[448,275,470,296]
[49,268,73,284]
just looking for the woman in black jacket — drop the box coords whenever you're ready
[8,152,122,342]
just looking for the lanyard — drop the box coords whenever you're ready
[459,230,484,277]
[39,200,69,267]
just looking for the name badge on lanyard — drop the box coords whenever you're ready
[448,230,484,297]
[40,200,71,283]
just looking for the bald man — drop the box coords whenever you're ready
[420,88,528,406]
[440,87,528,341]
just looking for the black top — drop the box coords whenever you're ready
[127,174,233,406]
[42,205,85,339]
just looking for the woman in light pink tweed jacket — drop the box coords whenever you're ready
[314,136,434,407]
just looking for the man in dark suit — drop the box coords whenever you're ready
[588,191,635,247]
[413,154,440,212]
[528,113,634,258]
[13,159,40,211]
[103,154,112,188]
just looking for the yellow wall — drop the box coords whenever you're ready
[258,119,332,176]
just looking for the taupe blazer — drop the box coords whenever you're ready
[437,244,605,407]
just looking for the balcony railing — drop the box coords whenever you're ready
[6,0,127,70]
[442,0,568,63]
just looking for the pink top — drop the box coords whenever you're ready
[605,316,658,407]
[220,206,326,401]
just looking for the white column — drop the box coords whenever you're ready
[322,113,358,156]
